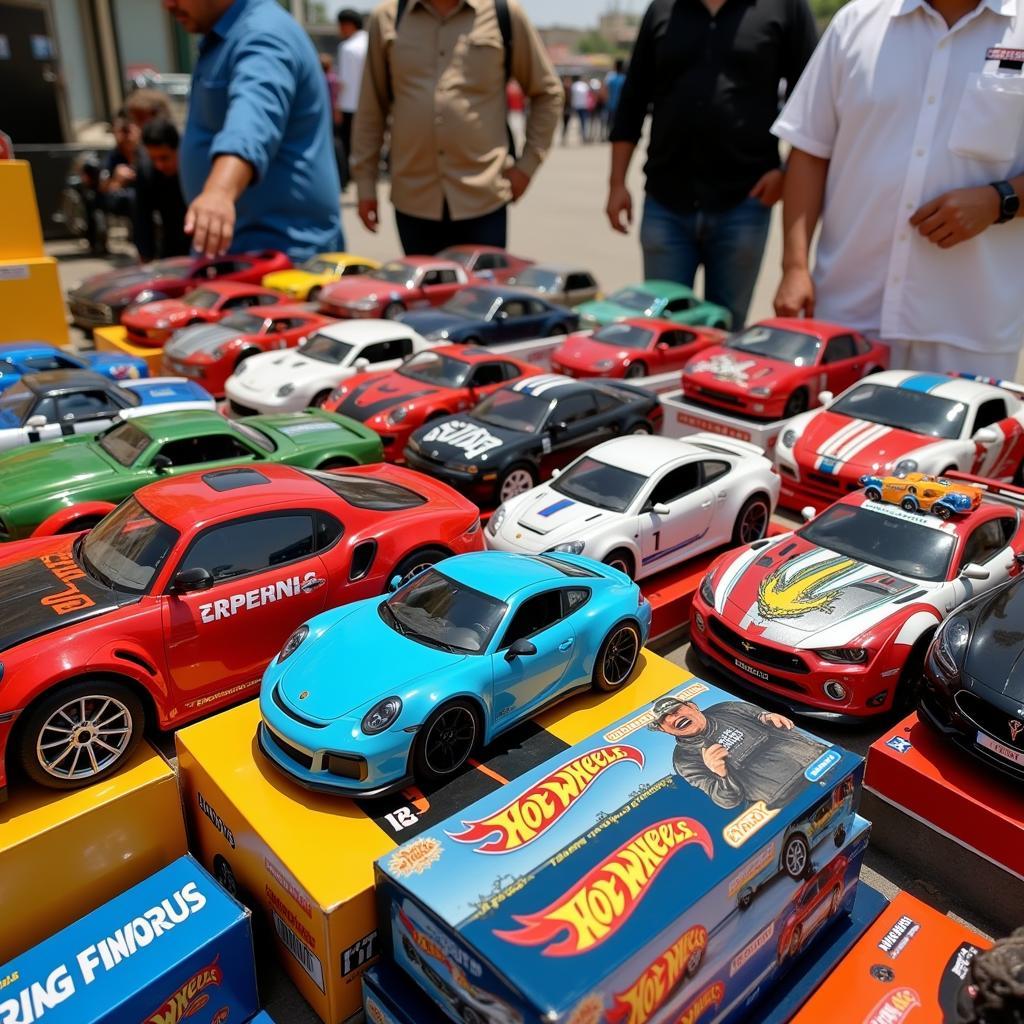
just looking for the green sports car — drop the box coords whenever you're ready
[576,280,732,331]
[0,408,383,540]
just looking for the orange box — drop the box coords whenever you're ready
[0,257,68,346]
[0,161,45,259]
[93,324,166,375]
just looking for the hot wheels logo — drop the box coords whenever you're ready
[675,981,725,1024]
[145,957,223,1024]
[399,909,448,967]
[447,745,644,853]
[495,817,712,956]
[863,987,920,1024]
[607,926,708,1024]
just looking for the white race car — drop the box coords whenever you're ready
[775,370,1024,510]
[224,320,434,415]
[485,433,779,579]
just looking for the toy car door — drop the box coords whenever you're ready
[420,268,463,307]
[542,391,612,473]
[819,334,866,396]
[638,460,718,572]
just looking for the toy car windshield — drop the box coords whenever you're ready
[830,381,967,440]
[474,390,550,433]
[724,325,820,366]
[591,323,655,350]
[399,351,472,387]
[550,455,646,513]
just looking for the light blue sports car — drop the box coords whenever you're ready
[258,550,652,795]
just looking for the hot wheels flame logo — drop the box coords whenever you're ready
[607,926,708,1024]
[863,987,920,1024]
[447,745,644,853]
[494,817,712,956]
[39,549,96,615]
[145,958,223,1024]
[399,909,448,966]
[676,981,725,1024]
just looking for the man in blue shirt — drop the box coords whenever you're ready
[166,0,343,261]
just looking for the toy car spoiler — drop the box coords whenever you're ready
[955,371,1024,400]
[945,471,1024,510]
[685,431,768,461]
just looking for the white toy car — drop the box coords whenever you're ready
[485,433,779,579]
[223,320,434,416]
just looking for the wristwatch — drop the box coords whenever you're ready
[990,180,1020,224]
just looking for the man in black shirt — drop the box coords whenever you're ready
[606,0,818,327]
[136,119,190,262]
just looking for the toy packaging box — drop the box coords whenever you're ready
[376,677,868,1024]
[362,960,447,1023]
[0,854,259,1024]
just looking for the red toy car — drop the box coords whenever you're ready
[681,319,888,420]
[161,305,332,398]
[0,462,483,797]
[121,281,284,347]
[318,257,475,320]
[550,319,726,379]
[323,345,541,459]
[437,245,533,283]
[67,250,293,329]
[776,855,848,961]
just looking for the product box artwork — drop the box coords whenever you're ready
[376,677,868,1024]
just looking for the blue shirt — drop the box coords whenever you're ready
[605,71,626,112]
[180,0,343,262]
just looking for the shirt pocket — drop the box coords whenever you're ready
[195,77,230,132]
[948,72,1024,171]
[454,34,504,96]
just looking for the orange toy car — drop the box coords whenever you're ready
[859,472,983,518]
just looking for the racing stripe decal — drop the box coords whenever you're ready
[900,374,949,393]
[640,527,710,566]
[539,499,575,517]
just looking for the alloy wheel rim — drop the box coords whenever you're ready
[36,695,133,780]
[400,561,434,585]
[739,501,769,543]
[604,626,639,685]
[785,840,807,877]
[500,470,533,501]
[424,707,476,775]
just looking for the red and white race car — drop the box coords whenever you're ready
[775,371,1024,512]
[690,488,1024,718]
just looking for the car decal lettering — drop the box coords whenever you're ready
[199,571,317,623]
[687,353,757,386]
[422,421,503,460]
[39,550,97,615]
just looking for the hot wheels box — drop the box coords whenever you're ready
[0,854,259,1024]
[376,678,867,1024]
[362,960,448,1023]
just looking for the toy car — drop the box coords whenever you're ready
[0,407,383,541]
[0,370,214,451]
[550,319,724,379]
[322,345,540,459]
[775,371,1024,511]
[398,285,579,344]
[681,319,888,420]
[162,306,330,399]
[120,282,283,348]
[224,321,434,416]
[776,855,849,961]
[262,251,380,301]
[318,257,473,320]
[576,281,731,331]
[403,374,663,504]
[690,489,1024,717]
[506,263,600,307]
[486,433,779,579]
[437,244,533,283]
[0,461,482,796]
[67,251,292,329]
[860,472,983,518]
[0,341,148,389]
[258,550,651,795]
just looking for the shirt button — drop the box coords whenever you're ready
[906,202,914,211]
[928,96,936,104]
[915,148,924,157]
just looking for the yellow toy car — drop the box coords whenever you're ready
[859,472,982,518]
[263,252,379,301]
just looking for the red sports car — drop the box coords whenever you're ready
[67,250,293,329]
[681,319,889,420]
[323,345,541,459]
[777,855,848,961]
[121,281,284,347]
[437,245,533,283]
[550,319,726,379]
[161,305,332,398]
[0,462,483,797]
[318,257,475,319]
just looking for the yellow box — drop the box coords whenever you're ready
[0,162,44,259]
[93,324,166,375]
[0,741,188,962]
[175,651,687,1024]
[0,256,69,347]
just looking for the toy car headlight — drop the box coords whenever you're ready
[427,330,449,341]
[781,429,797,448]
[933,616,970,676]
[750,386,771,397]
[549,540,584,554]
[277,383,295,397]
[279,625,308,663]
[346,297,378,311]
[699,571,716,607]
[362,696,403,735]
[595,359,614,370]
[487,504,508,535]
[387,406,409,426]
[894,459,918,477]
[815,647,869,664]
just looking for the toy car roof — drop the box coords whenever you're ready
[20,369,113,394]
[0,341,63,358]
[113,408,239,442]
[181,280,276,297]
[747,317,857,340]
[433,344,525,364]
[848,370,1006,403]
[439,550,597,594]
[388,256,463,270]
[462,284,550,302]
[587,435,722,476]
[315,319,423,343]
[627,279,697,298]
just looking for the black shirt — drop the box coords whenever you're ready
[134,161,189,263]
[611,0,818,213]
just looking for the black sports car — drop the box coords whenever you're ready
[403,374,662,503]
[920,569,1024,780]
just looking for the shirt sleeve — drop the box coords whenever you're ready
[609,2,656,145]
[781,0,819,99]
[351,7,391,202]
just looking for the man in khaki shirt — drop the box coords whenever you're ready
[351,0,563,254]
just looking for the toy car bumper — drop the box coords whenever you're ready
[776,462,862,511]
[681,382,786,421]
[402,450,496,498]
[68,297,118,328]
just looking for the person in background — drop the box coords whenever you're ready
[165,0,342,262]
[123,88,174,130]
[320,51,340,111]
[604,59,626,141]
[607,0,818,328]
[588,77,605,142]
[99,112,140,222]
[569,75,591,143]
[336,8,368,190]
[135,118,190,262]
[352,0,562,256]
[560,76,573,144]
[772,0,1024,377]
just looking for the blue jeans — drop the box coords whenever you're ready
[640,194,772,328]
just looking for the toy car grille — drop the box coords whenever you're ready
[691,385,745,407]
[709,617,810,674]
[954,691,1024,752]
[269,729,315,770]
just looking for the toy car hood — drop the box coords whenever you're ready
[555,333,634,367]
[233,349,340,392]
[74,264,185,301]
[961,576,1024,697]
[323,275,401,304]
[126,298,195,323]
[796,411,938,474]
[0,439,118,501]
[503,487,616,541]
[335,373,443,421]
[684,346,794,391]
[165,323,241,358]
[413,415,524,462]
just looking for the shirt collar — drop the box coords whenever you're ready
[205,0,252,44]
[890,0,1015,17]
[408,0,478,14]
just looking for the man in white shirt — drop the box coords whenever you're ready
[773,0,1024,378]
[336,8,369,188]
[569,76,592,144]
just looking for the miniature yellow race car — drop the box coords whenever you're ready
[859,472,983,518]
[262,252,379,301]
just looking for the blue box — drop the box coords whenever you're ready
[363,961,447,1023]
[375,678,867,1024]
[0,854,258,1024]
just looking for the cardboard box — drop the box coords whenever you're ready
[0,161,45,259]
[0,257,68,347]
[791,891,990,1023]
[93,325,167,376]
[376,678,867,1024]
[363,960,447,1023]
[0,854,259,1023]
[660,389,788,453]
[0,741,188,962]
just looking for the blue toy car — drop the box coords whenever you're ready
[398,286,579,345]
[0,341,149,393]
[258,550,652,795]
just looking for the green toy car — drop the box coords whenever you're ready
[0,408,383,540]
[576,280,732,331]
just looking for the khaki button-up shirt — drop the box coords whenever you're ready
[352,0,563,220]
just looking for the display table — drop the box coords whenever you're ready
[93,324,166,374]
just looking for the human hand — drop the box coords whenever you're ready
[504,167,531,202]
[359,198,379,233]
[774,266,815,318]
[606,182,633,234]
[910,186,1001,249]
[702,743,730,777]
[750,168,784,207]
[113,165,137,188]
[185,185,236,257]
[760,712,794,730]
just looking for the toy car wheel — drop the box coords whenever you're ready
[894,632,932,712]
[628,420,654,435]
[18,679,144,790]
[497,463,537,502]
[383,302,405,319]
[737,887,754,910]
[934,504,952,520]
[865,486,881,502]
[900,497,918,512]
[625,362,647,379]
[391,546,449,588]
[235,348,260,371]
[783,388,809,418]
[781,832,811,879]
[308,287,321,302]
[213,855,239,898]
[56,515,103,535]
[732,495,771,546]
[603,548,636,579]
[592,620,641,692]
[413,700,480,783]
[311,389,332,408]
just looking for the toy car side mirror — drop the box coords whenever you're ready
[961,562,991,581]
[26,414,47,428]
[354,357,370,371]
[550,468,561,478]
[973,427,1000,444]
[648,502,671,516]
[387,574,403,593]
[817,390,834,408]
[171,566,214,594]
[550,420,568,436]
[505,638,537,662]
[801,505,817,522]
[656,341,669,351]
[152,454,173,474]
